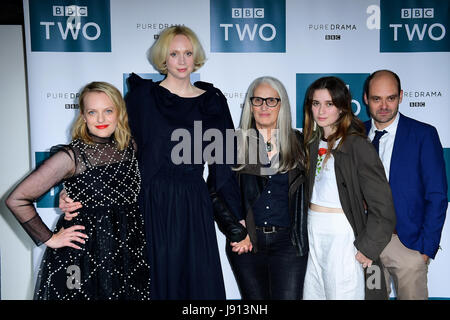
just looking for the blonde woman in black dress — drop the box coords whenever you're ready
[6,82,150,300]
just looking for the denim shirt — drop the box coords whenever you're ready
[252,167,290,228]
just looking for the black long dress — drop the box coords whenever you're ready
[6,135,151,300]
[126,74,242,300]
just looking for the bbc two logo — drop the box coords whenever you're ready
[380,0,449,52]
[210,0,286,52]
[29,0,111,52]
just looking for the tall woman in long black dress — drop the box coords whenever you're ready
[125,26,243,299]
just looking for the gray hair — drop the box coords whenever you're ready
[236,76,304,172]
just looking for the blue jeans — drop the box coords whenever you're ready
[226,228,308,300]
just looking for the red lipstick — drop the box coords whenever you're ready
[96,125,109,129]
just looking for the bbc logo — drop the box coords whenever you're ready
[325,35,341,40]
[53,5,88,17]
[401,8,434,19]
[410,102,425,107]
[232,8,264,19]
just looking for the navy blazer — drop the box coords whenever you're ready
[365,113,448,259]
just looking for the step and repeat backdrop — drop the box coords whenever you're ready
[22,0,449,299]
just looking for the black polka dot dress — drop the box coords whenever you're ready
[34,137,151,300]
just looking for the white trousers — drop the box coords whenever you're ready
[303,209,365,300]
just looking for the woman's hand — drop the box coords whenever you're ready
[59,189,82,221]
[356,250,373,268]
[230,234,253,255]
[44,225,88,249]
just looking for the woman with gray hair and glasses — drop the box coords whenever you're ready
[211,76,309,299]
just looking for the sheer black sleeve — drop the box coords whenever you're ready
[5,148,76,246]
[202,85,246,242]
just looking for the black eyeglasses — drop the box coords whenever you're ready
[250,97,281,107]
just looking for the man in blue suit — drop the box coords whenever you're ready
[363,70,447,299]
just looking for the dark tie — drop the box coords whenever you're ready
[372,130,387,154]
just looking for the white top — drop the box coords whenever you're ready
[367,113,400,181]
[310,139,342,209]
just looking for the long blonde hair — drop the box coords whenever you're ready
[235,76,305,172]
[72,81,131,150]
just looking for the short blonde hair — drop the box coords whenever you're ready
[72,81,131,150]
[149,25,206,74]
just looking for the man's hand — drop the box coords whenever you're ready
[59,189,82,221]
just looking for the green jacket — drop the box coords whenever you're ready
[308,133,396,300]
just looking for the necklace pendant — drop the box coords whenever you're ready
[266,141,272,152]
